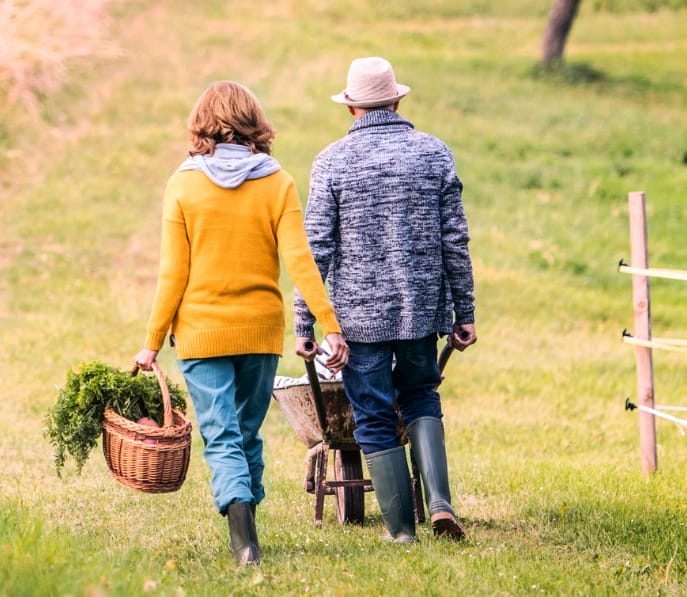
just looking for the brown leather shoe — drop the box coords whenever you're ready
[431,512,466,541]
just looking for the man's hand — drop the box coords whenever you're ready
[295,337,318,361]
[448,323,477,352]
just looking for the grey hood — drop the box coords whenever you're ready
[177,143,281,188]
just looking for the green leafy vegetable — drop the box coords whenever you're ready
[44,361,188,477]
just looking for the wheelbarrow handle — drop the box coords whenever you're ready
[437,342,455,375]
[304,358,331,442]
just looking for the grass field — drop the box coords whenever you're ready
[1,1,687,595]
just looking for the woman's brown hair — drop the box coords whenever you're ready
[187,81,276,156]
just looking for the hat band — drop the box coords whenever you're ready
[343,90,398,104]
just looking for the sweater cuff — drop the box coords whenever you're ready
[317,314,342,337]
[454,314,475,326]
[294,323,316,338]
[145,330,168,351]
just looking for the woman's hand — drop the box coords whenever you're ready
[134,348,159,371]
[322,333,349,373]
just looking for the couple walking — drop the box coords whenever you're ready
[134,56,476,565]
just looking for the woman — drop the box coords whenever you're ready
[134,81,348,566]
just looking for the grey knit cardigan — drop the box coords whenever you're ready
[293,109,474,343]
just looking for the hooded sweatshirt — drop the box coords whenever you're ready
[177,143,280,188]
[144,143,341,359]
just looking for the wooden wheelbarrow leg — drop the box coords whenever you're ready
[313,443,329,527]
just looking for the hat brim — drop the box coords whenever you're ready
[331,84,410,108]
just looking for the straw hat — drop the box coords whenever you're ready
[331,57,411,108]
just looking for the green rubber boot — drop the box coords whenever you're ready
[408,416,466,541]
[228,502,260,565]
[365,446,416,543]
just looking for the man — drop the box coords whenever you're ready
[294,57,476,543]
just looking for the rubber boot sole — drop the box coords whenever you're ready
[431,513,466,541]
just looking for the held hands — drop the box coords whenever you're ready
[448,323,477,352]
[295,333,349,373]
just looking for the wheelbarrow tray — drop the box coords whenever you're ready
[272,379,358,449]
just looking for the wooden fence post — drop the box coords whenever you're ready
[628,191,657,473]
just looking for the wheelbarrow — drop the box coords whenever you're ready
[272,341,456,527]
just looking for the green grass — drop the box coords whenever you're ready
[2,1,687,595]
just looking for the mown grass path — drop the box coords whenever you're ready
[1,2,687,594]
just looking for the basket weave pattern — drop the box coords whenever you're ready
[102,363,192,493]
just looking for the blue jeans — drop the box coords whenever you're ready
[342,334,443,454]
[178,354,278,515]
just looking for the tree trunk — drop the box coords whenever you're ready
[541,0,581,67]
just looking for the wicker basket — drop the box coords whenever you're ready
[102,362,192,493]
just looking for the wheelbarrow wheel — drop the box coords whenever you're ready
[333,449,365,525]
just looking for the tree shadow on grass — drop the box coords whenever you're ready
[529,61,607,85]
[527,60,684,100]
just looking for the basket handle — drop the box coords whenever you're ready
[153,362,174,428]
[132,362,174,428]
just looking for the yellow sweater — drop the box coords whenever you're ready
[144,168,341,359]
